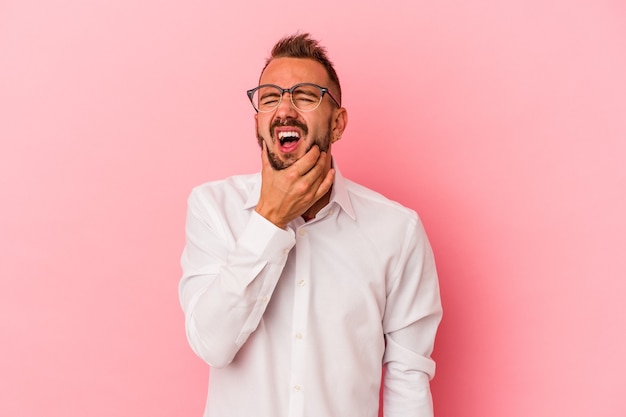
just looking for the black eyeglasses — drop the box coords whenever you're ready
[247,83,341,113]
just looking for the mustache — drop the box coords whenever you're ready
[271,119,308,136]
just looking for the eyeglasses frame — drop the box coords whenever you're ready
[246,83,341,113]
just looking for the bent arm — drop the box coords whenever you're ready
[179,190,295,367]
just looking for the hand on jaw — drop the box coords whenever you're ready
[255,142,335,229]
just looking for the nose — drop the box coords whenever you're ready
[274,91,298,119]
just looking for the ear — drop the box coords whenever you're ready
[331,107,348,144]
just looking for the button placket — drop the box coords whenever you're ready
[288,225,311,417]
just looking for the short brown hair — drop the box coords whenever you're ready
[262,33,342,104]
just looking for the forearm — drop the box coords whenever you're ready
[180,210,295,367]
[383,337,435,417]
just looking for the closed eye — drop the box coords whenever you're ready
[260,93,281,106]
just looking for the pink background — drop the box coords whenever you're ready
[1,1,625,416]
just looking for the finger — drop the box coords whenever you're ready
[291,145,321,175]
[313,167,335,201]
[301,152,332,201]
[300,148,328,180]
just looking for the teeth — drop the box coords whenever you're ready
[278,131,300,139]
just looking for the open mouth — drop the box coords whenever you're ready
[277,130,301,152]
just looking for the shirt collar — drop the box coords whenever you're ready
[243,159,356,220]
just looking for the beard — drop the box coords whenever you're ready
[257,118,332,171]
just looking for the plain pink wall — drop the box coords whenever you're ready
[1,1,625,416]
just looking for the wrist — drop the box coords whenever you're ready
[255,206,288,229]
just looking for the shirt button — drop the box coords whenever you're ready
[293,385,301,392]
[261,296,268,302]
[298,279,306,287]
[298,229,306,236]
[295,332,303,340]
[283,248,290,255]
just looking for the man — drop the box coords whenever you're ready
[179,33,442,417]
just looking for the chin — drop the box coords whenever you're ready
[267,149,298,171]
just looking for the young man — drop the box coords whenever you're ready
[180,33,442,417]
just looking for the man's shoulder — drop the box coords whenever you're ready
[343,178,419,225]
[188,173,259,207]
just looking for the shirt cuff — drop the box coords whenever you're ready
[237,210,296,264]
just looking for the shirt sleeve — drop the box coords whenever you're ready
[382,217,443,417]
[179,188,296,368]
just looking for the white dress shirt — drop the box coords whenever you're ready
[179,164,442,417]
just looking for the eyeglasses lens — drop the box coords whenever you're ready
[253,85,323,112]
